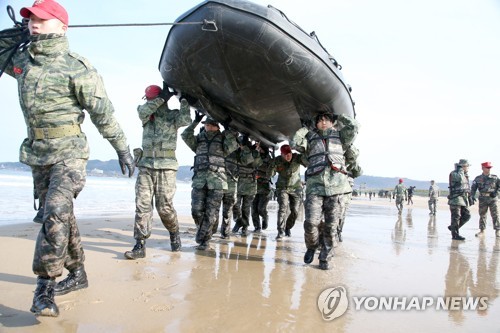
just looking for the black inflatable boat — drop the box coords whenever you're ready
[159,0,356,146]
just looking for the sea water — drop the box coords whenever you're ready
[0,169,193,226]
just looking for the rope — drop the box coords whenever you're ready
[69,21,204,28]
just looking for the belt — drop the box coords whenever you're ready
[28,124,81,140]
[480,192,492,197]
[142,149,175,158]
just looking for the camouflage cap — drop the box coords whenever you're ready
[202,117,219,127]
[457,159,469,166]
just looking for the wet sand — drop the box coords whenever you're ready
[0,196,498,333]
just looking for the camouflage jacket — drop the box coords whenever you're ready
[448,167,470,206]
[271,153,306,192]
[181,120,238,190]
[255,151,274,194]
[0,32,129,166]
[471,173,499,200]
[236,146,262,196]
[429,184,440,200]
[394,184,408,199]
[292,126,351,196]
[137,98,190,170]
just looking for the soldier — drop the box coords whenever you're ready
[447,159,473,241]
[471,162,500,237]
[251,143,274,232]
[271,144,306,240]
[428,180,440,216]
[393,179,408,214]
[123,85,191,260]
[0,0,135,317]
[232,136,262,235]
[181,113,239,250]
[292,113,358,270]
[217,148,240,239]
[407,186,416,205]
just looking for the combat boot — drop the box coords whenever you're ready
[241,227,248,236]
[196,241,208,250]
[232,221,241,233]
[30,277,59,317]
[275,229,284,240]
[319,260,330,270]
[475,229,485,237]
[448,226,465,241]
[170,232,182,252]
[262,217,268,230]
[304,249,315,264]
[33,208,44,224]
[54,266,88,296]
[285,228,291,237]
[124,240,146,259]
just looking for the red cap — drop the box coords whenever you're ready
[481,162,493,168]
[20,0,69,26]
[399,178,403,183]
[144,85,162,100]
[280,145,292,155]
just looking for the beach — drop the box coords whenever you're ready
[0,194,498,333]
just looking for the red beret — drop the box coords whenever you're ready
[481,162,493,168]
[280,145,292,155]
[144,85,162,100]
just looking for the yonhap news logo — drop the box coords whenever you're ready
[317,286,349,321]
[317,286,489,321]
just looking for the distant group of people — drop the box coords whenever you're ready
[390,160,499,241]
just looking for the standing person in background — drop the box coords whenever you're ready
[393,179,408,214]
[428,180,440,216]
[407,186,416,205]
[471,162,500,238]
[292,113,358,270]
[252,143,274,232]
[447,159,473,241]
[124,85,191,260]
[0,0,135,317]
[181,114,239,250]
[271,144,306,240]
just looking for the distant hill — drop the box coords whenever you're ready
[0,160,447,193]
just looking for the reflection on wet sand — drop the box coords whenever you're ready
[444,238,500,323]
[391,215,406,255]
[444,242,474,324]
[172,232,349,332]
[427,215,438,254]
[470,237,500,316]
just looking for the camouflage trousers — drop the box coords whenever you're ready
[304,193,341,262]
[216,177,237,235]
[449,205,471,230]
[428,199,438,215]
[395,196,404,212]
[31,159,87,278]
[478,198,499,230]
[338,193,352,234]
[191,186,224,243]
[251,191,271,230]
[277,188,302,232]
[235,194,255,230]
[134,167,179,240]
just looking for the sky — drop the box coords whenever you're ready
[1,0,499,183]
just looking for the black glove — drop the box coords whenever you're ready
[300,118,312,128]
[117,147,135,177]
[490,192,498,198]
[194,110,204,123]
[221,117,231,130]
[469,195,476,206]
[158,89,174,102]
[240,134,250,147]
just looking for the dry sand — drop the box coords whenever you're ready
[0,196,498,333]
